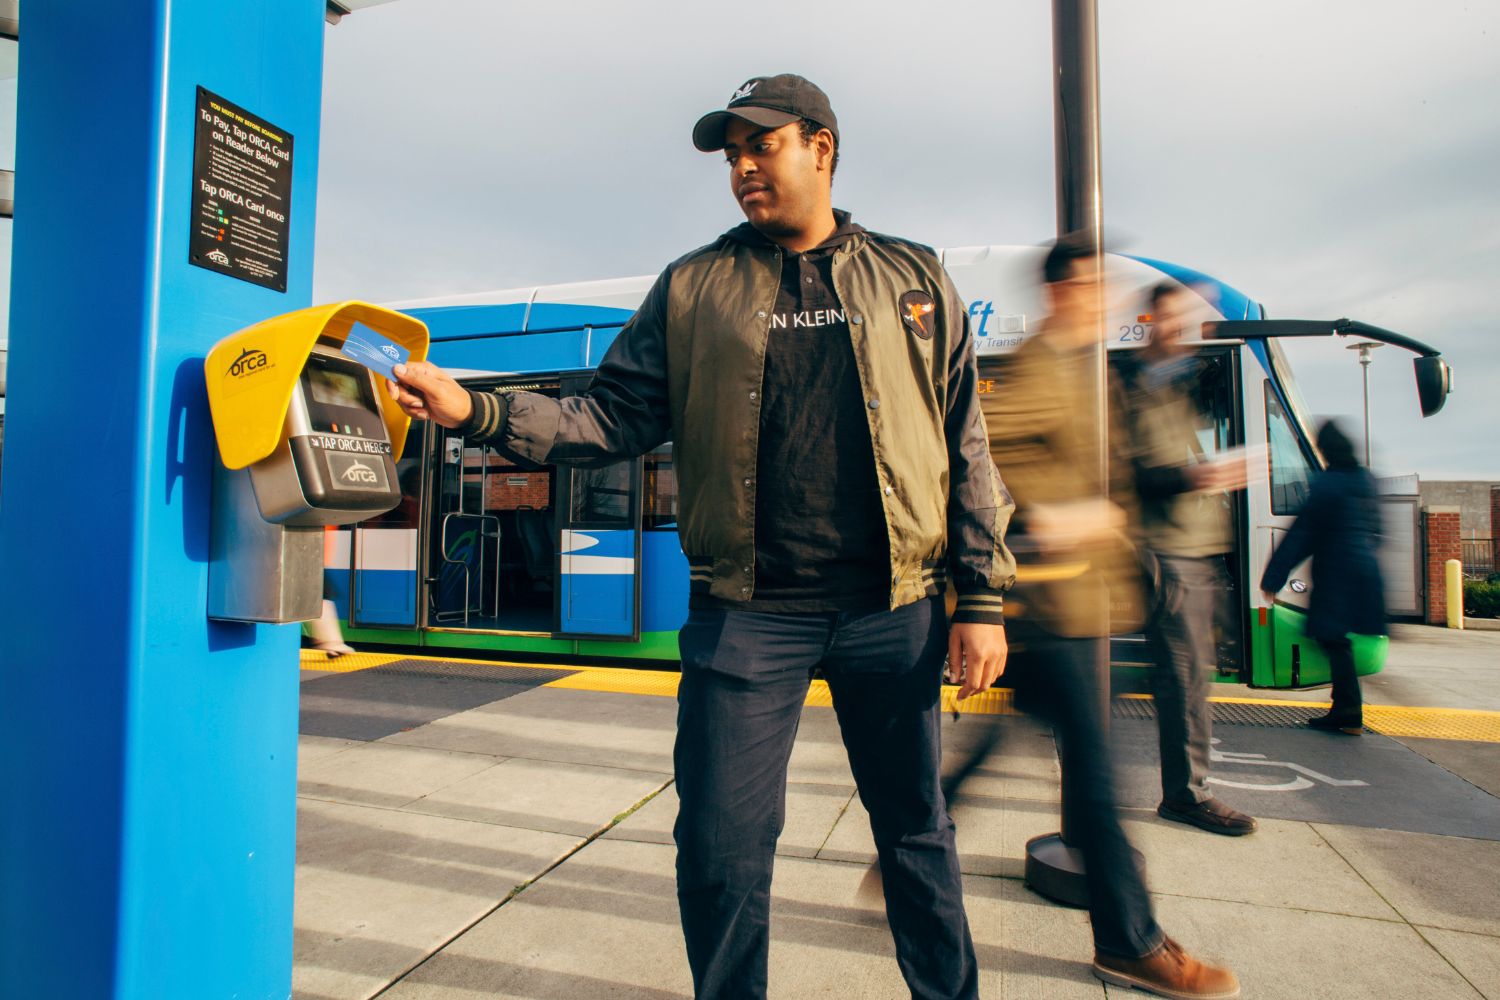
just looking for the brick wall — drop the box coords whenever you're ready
[1425,506,1461,624]
[1491,486,1499,572]
[473,471,550,512]
[645,467,678,522]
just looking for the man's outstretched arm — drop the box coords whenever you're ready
[387,270,674,465]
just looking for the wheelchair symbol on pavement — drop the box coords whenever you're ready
[1205,738,1370,792]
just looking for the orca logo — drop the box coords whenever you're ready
[205,249,231,266]
[227,347,270,378]
[730,80,761,102]
[340,460,379,485]
[380,343,400,360]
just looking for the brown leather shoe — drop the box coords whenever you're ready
[1158,797,1258,836]
[1093,937,1240,999]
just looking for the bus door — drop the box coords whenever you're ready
[418,378,557,633]
[430,434,503,626]
[417,374,643,639]
[553,373,643,639]
[1258,379,1323,687]
[347,423,425,629]
[1190,345,1247,679]
[1108,345,1245,679]
[1245,341,1389,689]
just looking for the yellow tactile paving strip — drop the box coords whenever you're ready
[785,680,1016,715]
[301,649,566,674]
[298,649,1500,742]
[1361,705,1500,742]
[298,651,404,673]
[547,667,682,697]
[1185,694,1500,743]
[551,666,1020,717]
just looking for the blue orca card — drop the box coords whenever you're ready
[340,323,409,382]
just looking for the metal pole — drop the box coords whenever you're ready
[1025,0,1113,909]
[1053,0,1108,529]
[1052,0,1109,736]
[1052,0,1104,248]
[1346,341,1382,468]
[1362,357,1371,467]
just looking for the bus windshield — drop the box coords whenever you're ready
[1264,338,1321,468]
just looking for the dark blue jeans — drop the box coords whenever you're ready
[673,597,978,1000]
[1005,620,1164,960]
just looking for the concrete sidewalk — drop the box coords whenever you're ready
[1212,624,1500,713]
[1212,623,1500,800]
[292,633,1500,999]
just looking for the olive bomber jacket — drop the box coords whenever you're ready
[458,219,1017,624]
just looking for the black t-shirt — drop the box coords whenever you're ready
[695,216,890,613]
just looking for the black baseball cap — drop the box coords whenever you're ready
[692,74,839,153]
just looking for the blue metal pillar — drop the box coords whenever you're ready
[0,3,326,997]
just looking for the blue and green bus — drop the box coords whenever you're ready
[323,245,1450,688]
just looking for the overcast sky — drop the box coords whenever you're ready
[313,0,1498,481]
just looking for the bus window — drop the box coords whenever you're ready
[1191,354,1235,455]
[644,442,678,529]
[567,462,632,526]
[1265,385,1315,515]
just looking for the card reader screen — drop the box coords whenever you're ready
[307,366,366,411]
[300,353,385,441]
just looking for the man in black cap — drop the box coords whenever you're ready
[388,73,1014,1000]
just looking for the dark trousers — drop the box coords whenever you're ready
[1145,555,1221,806]
[1318,636,1363,718]
[1006,621,1164,960]
[673,597,978,1000]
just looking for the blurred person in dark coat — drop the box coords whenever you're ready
[1260,419,1386,734]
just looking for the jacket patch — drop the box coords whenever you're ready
[899,290,936,340]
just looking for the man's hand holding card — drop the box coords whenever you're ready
[334,323,472,428]
[339,323,410,382]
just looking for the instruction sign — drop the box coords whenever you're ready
[189,87,294,292]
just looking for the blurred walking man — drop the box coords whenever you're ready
[386,74,1015,1000]
[1126,283,1257,836]
[983,235,1240,999]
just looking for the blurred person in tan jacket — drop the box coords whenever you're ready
[979,233,1239,1000]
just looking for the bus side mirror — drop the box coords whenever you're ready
[1414,355,1451,417]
